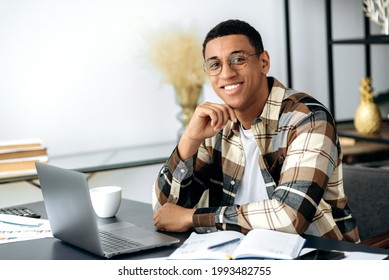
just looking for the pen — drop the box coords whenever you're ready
[208,238,241,250]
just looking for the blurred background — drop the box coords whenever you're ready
[1,0,388,157]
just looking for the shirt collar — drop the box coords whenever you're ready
[256,77,286,130]
[227,77,286,137]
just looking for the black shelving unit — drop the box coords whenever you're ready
[325,0,368,119]
[284,0,293,88]
[325,0,389,120]
[330,36,389,45]
[325,0,389,165]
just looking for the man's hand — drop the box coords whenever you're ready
[186,102,237,140]
[178,102,237,160]
[153,203,196,232]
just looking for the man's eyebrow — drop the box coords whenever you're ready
[205,50,246,62]
[231,50,246,54]
[205,56,218,62]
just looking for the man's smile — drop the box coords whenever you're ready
[222,82,242,92]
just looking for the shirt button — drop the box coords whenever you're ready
[180,168,186,173]
[231,180,235,185]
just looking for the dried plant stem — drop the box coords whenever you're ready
[363,0,389,35]
[148,26,206,89]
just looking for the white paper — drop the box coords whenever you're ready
[168,231,244,259]
[0,214,52,244]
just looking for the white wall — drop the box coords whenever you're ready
[0,0,286,157]
[1,0,388,157]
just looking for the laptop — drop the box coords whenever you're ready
[35,162,179,258]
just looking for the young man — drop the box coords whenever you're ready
[152,19,359,243]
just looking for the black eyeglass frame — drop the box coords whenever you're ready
[203,51,260,76]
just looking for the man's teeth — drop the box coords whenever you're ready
[224,84,240,90]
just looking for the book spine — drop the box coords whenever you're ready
[0,139,43,151]
[0,156,48,172]
[0,148,47,160]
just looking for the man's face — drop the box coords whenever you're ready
[203,34,270,112]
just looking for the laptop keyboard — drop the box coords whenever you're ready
[99,230,143,253]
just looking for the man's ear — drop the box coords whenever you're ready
[260,50,270,74]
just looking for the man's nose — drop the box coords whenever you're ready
[219,62,237,79]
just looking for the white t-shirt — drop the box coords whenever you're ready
[234,125,269,205]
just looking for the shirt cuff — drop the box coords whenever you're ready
[170,146,195,182]
[193,207,218,233]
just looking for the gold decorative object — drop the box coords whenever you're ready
[147,25,206,136]
[354,77,382,135]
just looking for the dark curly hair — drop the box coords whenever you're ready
[202,19,264,57]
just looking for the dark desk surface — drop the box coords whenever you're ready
[0,200,183,260]
[1,200,388,260]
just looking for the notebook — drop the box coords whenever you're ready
[35,162,179,258]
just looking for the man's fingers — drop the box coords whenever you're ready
[200,102,236,130]
[225,105,237,123]
[183,102,238,143]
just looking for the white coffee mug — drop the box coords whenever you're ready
[90,186,122,218]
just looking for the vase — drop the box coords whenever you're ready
[354,77,382,135]
[175,84,202,138]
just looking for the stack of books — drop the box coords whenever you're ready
[0,139,48,180]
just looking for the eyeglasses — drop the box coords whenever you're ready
[203,52,258,76]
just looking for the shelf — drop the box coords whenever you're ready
[330,35,389,45]
[337,119,389,164]
[341,141,389,164]
[336,119,389,145]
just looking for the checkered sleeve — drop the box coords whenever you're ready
[152,145,209,213]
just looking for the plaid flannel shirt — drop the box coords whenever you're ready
[153,77,359,243]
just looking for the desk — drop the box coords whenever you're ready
[1,199,388,260]
[0,142,177,184]
[0,199,182,260]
